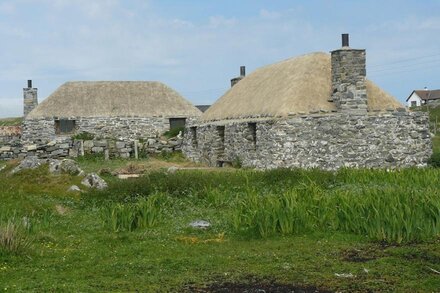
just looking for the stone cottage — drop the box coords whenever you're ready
[22,81,201,142]
[183,34,432,169]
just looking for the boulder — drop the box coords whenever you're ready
[189,220,211,229]
[67,185,81,192]
[167,166,179,174]
[81,173,108,190]
[48,159,62,174]
[11,156,41,174]
[60,159,83,176]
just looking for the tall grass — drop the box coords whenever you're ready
[101,194,167,232]
[0,222,32,255]
[87,168,440,243]
[232,180,440,243]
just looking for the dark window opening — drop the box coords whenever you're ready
[190,126,197,147]
[216,126,225,152]
[169,118,186,130]
[248,122,257,149]
[55,119,76,135]
[411,101,417,107]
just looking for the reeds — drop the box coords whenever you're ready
[101,194,166,232]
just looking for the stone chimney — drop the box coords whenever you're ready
[23,80,38,117]
[230,66,246,87]
[330,34,367,114]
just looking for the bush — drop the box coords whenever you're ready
[72,132,95,140]
[163,127,184,139]
[428,152,440,167]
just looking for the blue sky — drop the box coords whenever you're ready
[1,0,440,117]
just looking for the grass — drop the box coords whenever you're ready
[0,117,22,127]
[0,159,439,291]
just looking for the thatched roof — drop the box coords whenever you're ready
[201,52,402,121]
[27,81,201,119]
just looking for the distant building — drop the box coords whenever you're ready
[195,105,211,113]
[406,89,440,107]
[22,81,201,142]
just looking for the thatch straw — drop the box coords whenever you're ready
[202,52,402,121]
[27,81,201,119]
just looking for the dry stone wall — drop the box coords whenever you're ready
[183,111,432,170]
[0,137,183,161]
[22,117,172,142]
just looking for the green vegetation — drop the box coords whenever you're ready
[0,159,439,291]
[0,117,22,126]
[163,126,184,138]
[71,131,95,140]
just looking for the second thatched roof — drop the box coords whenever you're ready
[201,52,402,122]
[27,81,201,119]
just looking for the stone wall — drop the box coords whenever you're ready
[183,111,432,170]
[22,116,175,142]
[0,126,22,144]
[0,136,183,161]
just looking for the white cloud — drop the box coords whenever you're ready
[259,9,281,20]
[208,16,238,28]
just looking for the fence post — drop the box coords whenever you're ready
[134,140,139,159]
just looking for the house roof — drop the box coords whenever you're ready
[201,52,402,122]
[406,89,440,102]
[27,81,202,119]
[195,105,211,113]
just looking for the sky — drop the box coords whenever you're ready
[0,0,440,117]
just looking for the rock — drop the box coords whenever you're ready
[0,146,11,152]
[189,220,211,229]
[167,166,179,174]
[81,173,108,190]
[11,156,41,174]
[92,147,104,153]
[67,185,81,192]
[115,141,126,149]
[60,159,83,175]
[24,144,37,151]
[0,165,5,172]
[48,159,62,174]
[83,140,94,149]
[146,138,156,146]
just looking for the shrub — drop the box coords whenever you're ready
[163,127,184,139]
[72,132,95,140]
[428,152,440,167]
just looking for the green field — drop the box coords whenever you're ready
[0,158,439,292]
[0,117,22,127]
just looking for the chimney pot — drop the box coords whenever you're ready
[240,66,246,77]
[27,80,32,88]
[342,33,349,47]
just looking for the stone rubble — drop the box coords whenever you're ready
[81,173,108,190]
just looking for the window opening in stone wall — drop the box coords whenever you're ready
[55,119,76,135]
[216,126,225,152]
[248,122,257,150]
[190,126,198,147]
[169,118,186,130]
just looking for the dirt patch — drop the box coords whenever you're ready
[184,279,332,293]
[403,249,440,264]
[341,245,385,263]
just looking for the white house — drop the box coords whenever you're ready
[406,89,440,107]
